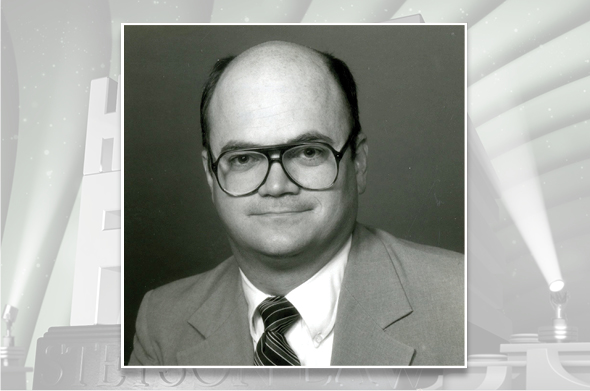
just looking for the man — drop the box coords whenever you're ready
[128,41,464,366]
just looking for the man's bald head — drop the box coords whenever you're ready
[200,41,361,157]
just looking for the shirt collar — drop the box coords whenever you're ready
[240,235,352,341]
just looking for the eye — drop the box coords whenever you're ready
[300,146,325,159]
[232,154,252,165]
[285,144,331,165]
[303,148,319,157]
[224,152,264,171]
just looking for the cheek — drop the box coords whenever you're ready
[316,165,358,219]
[212,188,244,226]
[337,160,360,198]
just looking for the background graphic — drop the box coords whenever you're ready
[2,0,590,389]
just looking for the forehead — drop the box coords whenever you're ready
[207,47,350,154]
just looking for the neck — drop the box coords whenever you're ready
[230,230,352,296]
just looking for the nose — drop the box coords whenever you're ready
[257,160,301,197]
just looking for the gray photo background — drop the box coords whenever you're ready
[123,24,465,365]
[2,0,590,390]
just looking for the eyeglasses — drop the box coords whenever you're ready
[208,134,354,197]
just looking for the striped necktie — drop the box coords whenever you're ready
[254,296,301,366]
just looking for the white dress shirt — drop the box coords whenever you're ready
[239,235,352,366]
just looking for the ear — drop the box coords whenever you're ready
[201,149,215,201]
[353,133,368,195]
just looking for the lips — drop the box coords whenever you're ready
[251,209,311,216]
[248,199,315,216]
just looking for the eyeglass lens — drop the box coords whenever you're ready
[217,144,338,195]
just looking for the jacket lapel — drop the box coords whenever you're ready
[331,224,416,366]
[176,259,254,365]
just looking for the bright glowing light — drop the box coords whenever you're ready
[554,318,567,329]
[484,109,564,292]
[499,177,563,291]
[549,280,565,292]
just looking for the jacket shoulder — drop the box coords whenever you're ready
[128,258,237,365]
[361,224,465,365]
[147,258,236,316]
[372,225,462,260]
[368,225,464,284]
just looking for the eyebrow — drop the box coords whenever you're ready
[217,131,336,155]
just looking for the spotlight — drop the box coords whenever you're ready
[2,305,25,368]
[2,305,18,352]
[1,305,32,390]
[538,285,578,343]
[549,279,565,292]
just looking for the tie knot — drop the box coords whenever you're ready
[258,296,300,333]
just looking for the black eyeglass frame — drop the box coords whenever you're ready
[208,132,355,197]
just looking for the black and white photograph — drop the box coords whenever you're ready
[122,24,465,367]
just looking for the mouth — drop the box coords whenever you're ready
[252,209,312,216]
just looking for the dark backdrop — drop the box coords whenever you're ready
[123,24,465,363]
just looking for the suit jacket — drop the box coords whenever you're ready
[128,223,464,366]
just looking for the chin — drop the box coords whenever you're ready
[237,212,317,254]
[247,231,312,258]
